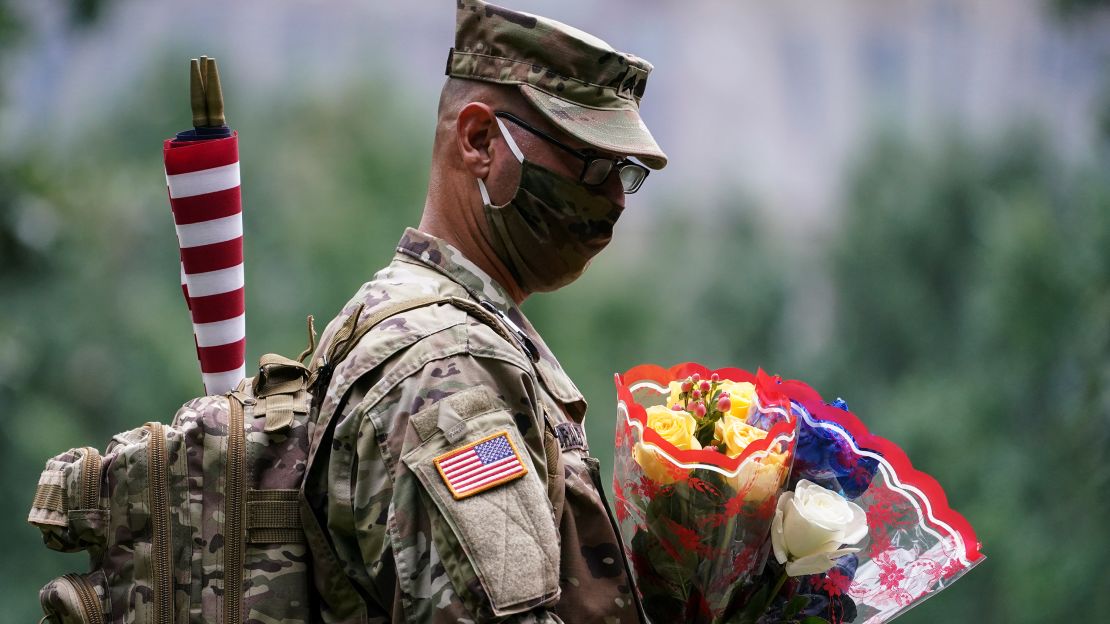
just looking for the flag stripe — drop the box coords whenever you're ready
[166,162,241,199]
[440,451,480,469]
[184,264,244,298]
[164,134,246,398]
[439,446,476,465]
[437,432,526,498]
[442,455,482,477]
[198,339,246,374]
[189,289,245,324]
[176,214,243,248]
[202,365,247,395]
[450,457,519,488]
[180,261,191,303]
[163,134,239,174]
[443,454,502,480]
[194,314,246,348]
[445,454,513,479]
[170,187,242,225]
[179,237,244,274]
[456,463,525,494]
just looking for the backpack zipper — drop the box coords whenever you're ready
[146,422,173,624]
[80,447,102,509]
[61,573,104,624]
[223,396,246,624]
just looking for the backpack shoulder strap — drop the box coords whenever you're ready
[308,295,529,398]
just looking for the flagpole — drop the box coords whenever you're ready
[163,57,246,396]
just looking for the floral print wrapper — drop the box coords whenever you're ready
[613,364,985,624]
[613,364,800,623]
[778,379,985,624]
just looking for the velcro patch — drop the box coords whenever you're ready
[554,421,588,452]
[435,431,528,500]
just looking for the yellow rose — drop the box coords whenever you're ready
[723,448,788,504]
[634,443,679,484]
[744,454,788,504]
[714,414,768,458]
[646,405,701,450]
[634,406,702,484]
[719,381,757,419]
[666,381,686,409]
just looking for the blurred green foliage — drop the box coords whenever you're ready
[0,48,434,620]
[813,128,1110,622]
[3,8,1109,624]
[1053,0,1110,15]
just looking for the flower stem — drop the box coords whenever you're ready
[761,571,788,619]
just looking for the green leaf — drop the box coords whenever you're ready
[737,585,770,622]
[783,594,810,620]
[695,421,716,447]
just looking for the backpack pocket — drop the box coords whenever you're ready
[241,489,311,621]
[28,447,108,553]
[38,570,110,624]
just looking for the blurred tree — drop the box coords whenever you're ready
[0,47,430,618]
[821,128,1110,623]
[3,4,1108,624]
[1051,0,1110,15]
[0,2,19,54]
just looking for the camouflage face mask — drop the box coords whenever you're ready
[477,117,624,294]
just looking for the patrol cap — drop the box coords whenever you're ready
[446,0,668,169]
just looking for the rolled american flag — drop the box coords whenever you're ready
[163,57,246,395]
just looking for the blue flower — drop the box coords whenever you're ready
[789,399,879,499]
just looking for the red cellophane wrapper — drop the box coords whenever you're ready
[777,378,984,623]
[615,363,985,624]
[614,364,800,622]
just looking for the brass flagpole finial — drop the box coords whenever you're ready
[188,56,226,128]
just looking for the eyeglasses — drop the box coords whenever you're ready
[494,111,650,194]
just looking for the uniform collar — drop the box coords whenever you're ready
[395,227,588,413]
[395,227,517,315]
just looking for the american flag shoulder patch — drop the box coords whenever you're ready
[434,431,528,500]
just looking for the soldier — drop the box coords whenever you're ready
[301,1,668,622]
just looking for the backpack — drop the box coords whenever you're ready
[27,295,526,624]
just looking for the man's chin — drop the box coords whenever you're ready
[532,261,595,293]
[584,236,613,254]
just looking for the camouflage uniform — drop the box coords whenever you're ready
[303,229,643,623]
[303,2,668,622]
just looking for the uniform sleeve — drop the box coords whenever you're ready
[346,345,565,623]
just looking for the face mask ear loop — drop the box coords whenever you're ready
[478,116,526,205]
[477,177,493,205]
[496,116,525,163]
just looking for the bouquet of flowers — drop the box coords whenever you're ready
[613,363,984,624]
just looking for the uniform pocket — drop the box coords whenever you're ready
[38,570,110,624]
[401,388,560,617]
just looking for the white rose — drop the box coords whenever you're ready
[771,479,868,576]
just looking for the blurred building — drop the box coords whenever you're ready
[5,0,1109,230]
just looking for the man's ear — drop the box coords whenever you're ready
[456,102,497,179]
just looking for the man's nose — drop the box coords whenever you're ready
[593,169,626,207]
